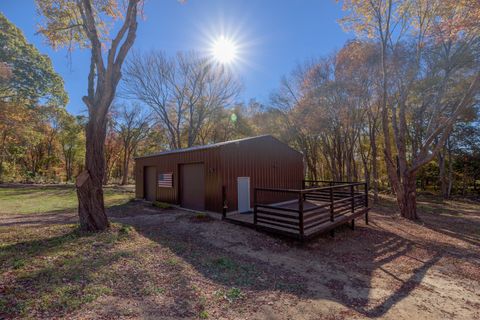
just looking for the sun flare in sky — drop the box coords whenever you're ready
[210,36,239,65]
[200,16,256,72]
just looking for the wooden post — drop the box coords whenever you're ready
[365,182,369,208]
[222,186,227,219]
[350,219,355,230]
[298,191,304,240]
[330,186,334,222]
[253,188,258,226]
[301,180,306,201]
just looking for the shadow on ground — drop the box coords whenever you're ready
[107,199,479,318]
[2,197,478,319]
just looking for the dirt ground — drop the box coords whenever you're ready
[1,195,479,319]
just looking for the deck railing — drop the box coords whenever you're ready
[253,181,369,240]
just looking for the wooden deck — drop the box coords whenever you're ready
[223,182,370,241]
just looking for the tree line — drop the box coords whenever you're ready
[1,1,479,230]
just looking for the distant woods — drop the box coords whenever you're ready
[1,1,479,219]
[269,39,479,208]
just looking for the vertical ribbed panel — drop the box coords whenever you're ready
[135,136,304,213]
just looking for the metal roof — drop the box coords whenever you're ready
[135,135,276,159]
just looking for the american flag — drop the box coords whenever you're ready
[158,173,173,188]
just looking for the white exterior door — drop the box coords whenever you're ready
[237,177,251,213]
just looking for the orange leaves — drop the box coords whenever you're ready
[339,0,480,43]
[34,0,140,50]
[431,0,480,41]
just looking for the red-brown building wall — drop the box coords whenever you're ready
[219,136,303,211]
[134,135,304,213]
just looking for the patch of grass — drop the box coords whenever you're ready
[12,258,26,269]
[0,186,133,215]
[119,224,134,236]
[212,257,236,270]
[213,287,244,303]
[226,287,243,301]
[142,285,165,296]
[207,256,260,287]
[36,284,112,314]
[199,310,209,319]
[152,201,172,209]
[166,257,179,266]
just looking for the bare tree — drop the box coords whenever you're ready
[122,51,241,149]
[115,103,151,185]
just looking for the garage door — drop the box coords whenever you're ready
[180,163,205,210]
[144,166,157,201]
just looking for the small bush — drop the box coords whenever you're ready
[12,258,26,270]
[225,287,243,301]
[199,310,209,319]
[152,201,172,209]
[118,225,134,239]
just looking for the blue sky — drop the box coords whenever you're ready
[1,0,352,115]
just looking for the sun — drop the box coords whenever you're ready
[210,36,238,64]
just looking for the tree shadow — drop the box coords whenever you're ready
[376,194,480,248]
[0,227,83,266]
[0,211,77,228]
[115,201,453,318]
[0,224,203,319]
[416,206,480,248]
[4,197,476,318]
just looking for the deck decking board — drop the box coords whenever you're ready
[224,181,369,241]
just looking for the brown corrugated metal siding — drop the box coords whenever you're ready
[134,135,303,213]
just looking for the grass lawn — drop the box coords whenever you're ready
[0,185,479,319]
[0,185,133,215]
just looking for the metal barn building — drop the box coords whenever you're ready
[134,135,303,213]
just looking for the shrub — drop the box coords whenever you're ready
[225,287,243,301]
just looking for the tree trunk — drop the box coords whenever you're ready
[397,172,418,219]
[121,149,129,185]
[76,111,109,231]
[65,158,71,182]
[72,0,138,231]
[371,135,379,203]
[438,147,448,199]
[447,141,453,198]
